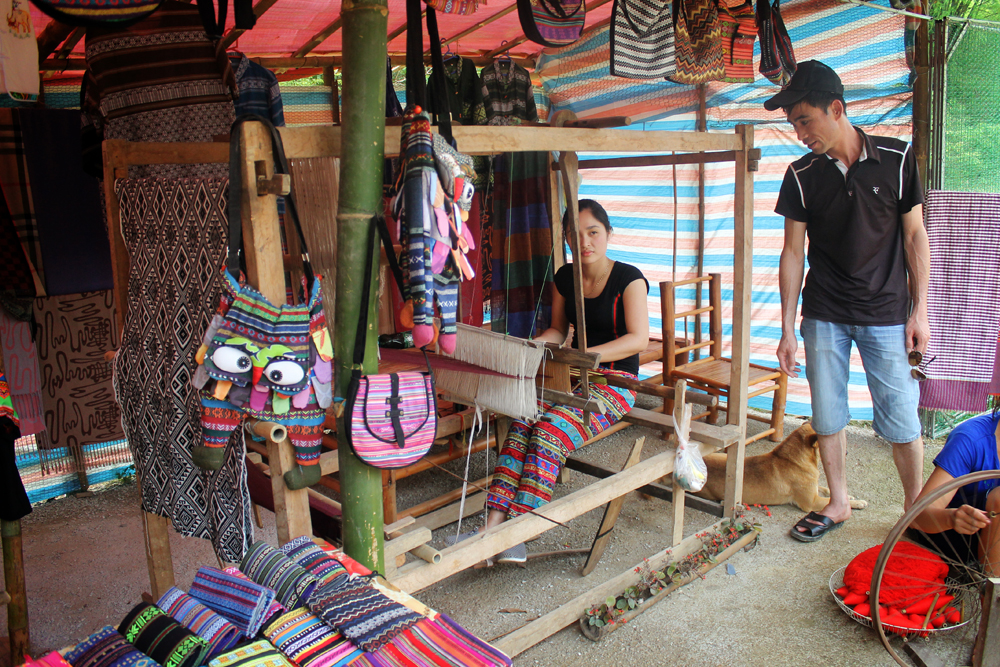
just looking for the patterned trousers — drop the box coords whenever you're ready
[486,369,637,518]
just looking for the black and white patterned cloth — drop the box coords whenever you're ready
[609,0,676,80]
[114,178,253,562]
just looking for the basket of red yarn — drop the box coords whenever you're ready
[844,542,948,607]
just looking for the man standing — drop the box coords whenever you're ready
[769,61,931,542]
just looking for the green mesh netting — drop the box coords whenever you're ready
[944,22,1000,193]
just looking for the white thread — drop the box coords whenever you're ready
[454,405,483,539]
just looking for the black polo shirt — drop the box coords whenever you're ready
[775,128,923,326]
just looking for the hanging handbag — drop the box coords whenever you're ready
[757,0,796,87]
[609,0,676,80]
[719,0,757,84]
[28,0,161,27]
[191,115,332,491]
[668,0,726,85]
[517,0,586,48]
[343,216,438,470]
[426,0,479,15]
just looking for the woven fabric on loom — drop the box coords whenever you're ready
[118,603,209,667]
[263,608,362,667]
[353,614,512,667]
[280,537,349,585]
[207,640,293,667]
[919,190,1000,412]
[307,577,422,652]
[190,567,277,638]
[157,587,244,656]
[64,626,161,667]
[241,541,319,610]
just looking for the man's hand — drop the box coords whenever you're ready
[951,504,990,535]
[777,333,800,378]
[906,311,931,356]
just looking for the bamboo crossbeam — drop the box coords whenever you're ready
[219,0,285,51]
[294,17,345,58]
[675,305,713,319]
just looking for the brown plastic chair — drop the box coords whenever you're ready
[661,273,787,443]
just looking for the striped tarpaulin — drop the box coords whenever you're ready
[536,0,913,419]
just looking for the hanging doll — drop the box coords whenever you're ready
[191,271,333,490]
[393,106,477,354]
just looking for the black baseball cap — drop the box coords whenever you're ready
[763,60,845,111]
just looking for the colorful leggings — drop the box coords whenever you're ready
[486,369,637,518]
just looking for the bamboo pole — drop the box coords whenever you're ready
[335,0,388,574]
[2,519,29,665]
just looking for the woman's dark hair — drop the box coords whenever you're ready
[563,199,612,238]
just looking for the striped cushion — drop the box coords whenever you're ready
[264,608,362,667]
[207,640,293,667]
[64,626,161,667]
[157,588,243,656]
[280,537,349,586]
[189,566,277,638]
[241,540,319,610]
[118,603,209,667]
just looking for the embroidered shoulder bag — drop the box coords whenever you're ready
[343,215,438,470]
[757,0,796,87]
[609,0,676,80]
[668,0,726,85]
[517,0,586,48]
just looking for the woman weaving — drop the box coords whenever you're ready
[457,200,649,563]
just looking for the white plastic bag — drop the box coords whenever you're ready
[673,398,708,492]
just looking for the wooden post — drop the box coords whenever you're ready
[548,156,565,271]
[694,83,707,361]
[723,125,753,517]
[239,120,313,542]
[2,519,28,665]
[322,66,341,125]
[335,0,387,574]
[973,578,1000,667]
[912,16,930,187]
[141,511,175,600]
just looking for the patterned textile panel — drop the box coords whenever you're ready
[207,641,293,667]
[117,603,210,667]
[225,567,288,626]
[156,587,244,657]
[241,540,320,610]
[536,0,912,419]
[306,577,423,653]
[351,614,512,667]
[279,536,350,585]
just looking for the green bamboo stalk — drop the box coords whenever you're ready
[335,0,389,573]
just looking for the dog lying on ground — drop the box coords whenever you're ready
[692,422,868,512]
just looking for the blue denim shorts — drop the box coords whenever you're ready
[800,318,921,443]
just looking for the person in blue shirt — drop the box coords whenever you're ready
[911,405,1000,574]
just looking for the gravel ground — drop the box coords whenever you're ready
[2,404,955,667]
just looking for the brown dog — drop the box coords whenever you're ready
[692,422,868,512]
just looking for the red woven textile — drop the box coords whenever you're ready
[844,542,949,607]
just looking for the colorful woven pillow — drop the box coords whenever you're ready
[190,567,277,638]
[223,567,287,628]
[264,608,362,667]
[280,537,349,586]
[157,587,244,656]
[307,577,422,652]
[241,541,319,610]
[207,640,293,667]
[118,603,210,667]
[64,627,160,667]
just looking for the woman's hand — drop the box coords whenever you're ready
[951,505,991,535]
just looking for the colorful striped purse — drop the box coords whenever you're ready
[344,215,437,470]
[667,0,726,85]
[517,0,586,48]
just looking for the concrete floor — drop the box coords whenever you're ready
[1,409,963,667]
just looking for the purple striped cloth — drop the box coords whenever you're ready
[919,190,1000,412]
[157,587,244,656]
[189,567,277,638]
[224,567,286,626]
[280,536,349,585]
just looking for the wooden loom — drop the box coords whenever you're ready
[102,121,756,657]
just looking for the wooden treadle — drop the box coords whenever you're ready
[622,407,741,449]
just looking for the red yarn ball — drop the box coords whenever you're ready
[844,542,949,607]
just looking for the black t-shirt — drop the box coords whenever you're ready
[774,129,924,326]
[554,261,649,376]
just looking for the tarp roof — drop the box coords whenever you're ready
[33,0,615,62]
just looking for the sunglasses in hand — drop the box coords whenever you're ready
[908,350,936,381]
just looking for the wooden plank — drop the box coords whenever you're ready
[540,342,600,369]
[277,125,744,160]
[581,437,645,576]
[294,16,344,58]
[266,434,314,544]
[548,157,565,271]
[602,373,717,405]
[391,449,679,592]
[319,449,340,475]
[322,67,341,124]
[383,469,398,525]
[384,527,433,559]
[493,517,728,657]
[398,476,492,520]
[723,125,753,516]
[562,457,724,517]
[536,385,604,413]
[1,518,28,665]
[571,151,737,171]
[140,511,175,599]
[102,140,230,167]
[622,407,740,449]
[973,578,1000,667]
[384,516,416,536]
[672,477,686,547]
[410,492,486,533]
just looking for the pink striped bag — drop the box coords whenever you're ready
[344,216,437,469]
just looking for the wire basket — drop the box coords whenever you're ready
[829,566,980,636]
